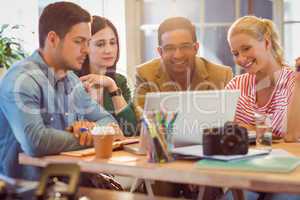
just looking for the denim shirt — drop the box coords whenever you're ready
[0,50,116,180]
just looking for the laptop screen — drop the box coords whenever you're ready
[142,90,240,146]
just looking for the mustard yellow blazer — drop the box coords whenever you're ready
[134,56,233,118]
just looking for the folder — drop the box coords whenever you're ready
[197,154,300,173]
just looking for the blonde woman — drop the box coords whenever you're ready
[226,15,300,141]
[225,16,300,200]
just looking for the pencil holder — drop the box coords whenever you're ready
[142,114,174,163]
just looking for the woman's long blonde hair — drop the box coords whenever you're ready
[228,15,284,66]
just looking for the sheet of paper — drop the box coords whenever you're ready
[171,145,271,161]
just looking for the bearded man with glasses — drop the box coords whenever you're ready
[133,17,233,199]
[134,16,233,115]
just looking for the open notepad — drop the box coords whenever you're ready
[60,138,139,157]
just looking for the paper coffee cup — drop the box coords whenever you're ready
[91,126,115,159]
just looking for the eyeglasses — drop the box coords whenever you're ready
[160,43,195,55]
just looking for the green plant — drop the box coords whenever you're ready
[0,24,26,68]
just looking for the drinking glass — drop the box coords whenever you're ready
[254,112,272,152]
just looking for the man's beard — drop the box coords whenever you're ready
[56,54,74,72]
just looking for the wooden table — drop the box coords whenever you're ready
[19,143,300,195]
[78,187,179,200]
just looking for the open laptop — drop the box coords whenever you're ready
[141,90,240,147]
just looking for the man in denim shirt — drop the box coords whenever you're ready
[0,2,119,180]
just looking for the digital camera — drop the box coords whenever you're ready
[202,121,248,156]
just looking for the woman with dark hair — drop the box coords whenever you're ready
[78,16,136,136]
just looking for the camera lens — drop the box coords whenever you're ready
[220,134,241,155]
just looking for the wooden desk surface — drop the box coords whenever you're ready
[78,187,178,200]
[19,143,300,194]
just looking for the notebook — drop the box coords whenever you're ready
[142,90,240,146]
[60,138,139,157]
[197,149,300,173]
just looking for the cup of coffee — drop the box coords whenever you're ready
[91,126,115,159]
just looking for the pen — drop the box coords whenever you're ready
[80,127,89,132]
[168,112,178,129]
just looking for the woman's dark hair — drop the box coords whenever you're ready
[78,16,120,80]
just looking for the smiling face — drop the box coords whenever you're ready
[229,33,271,74]
[158,29,199,75]
[88,26,118,71]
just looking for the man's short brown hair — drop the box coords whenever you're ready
[158,17,197,45]
[39,1,91,48]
